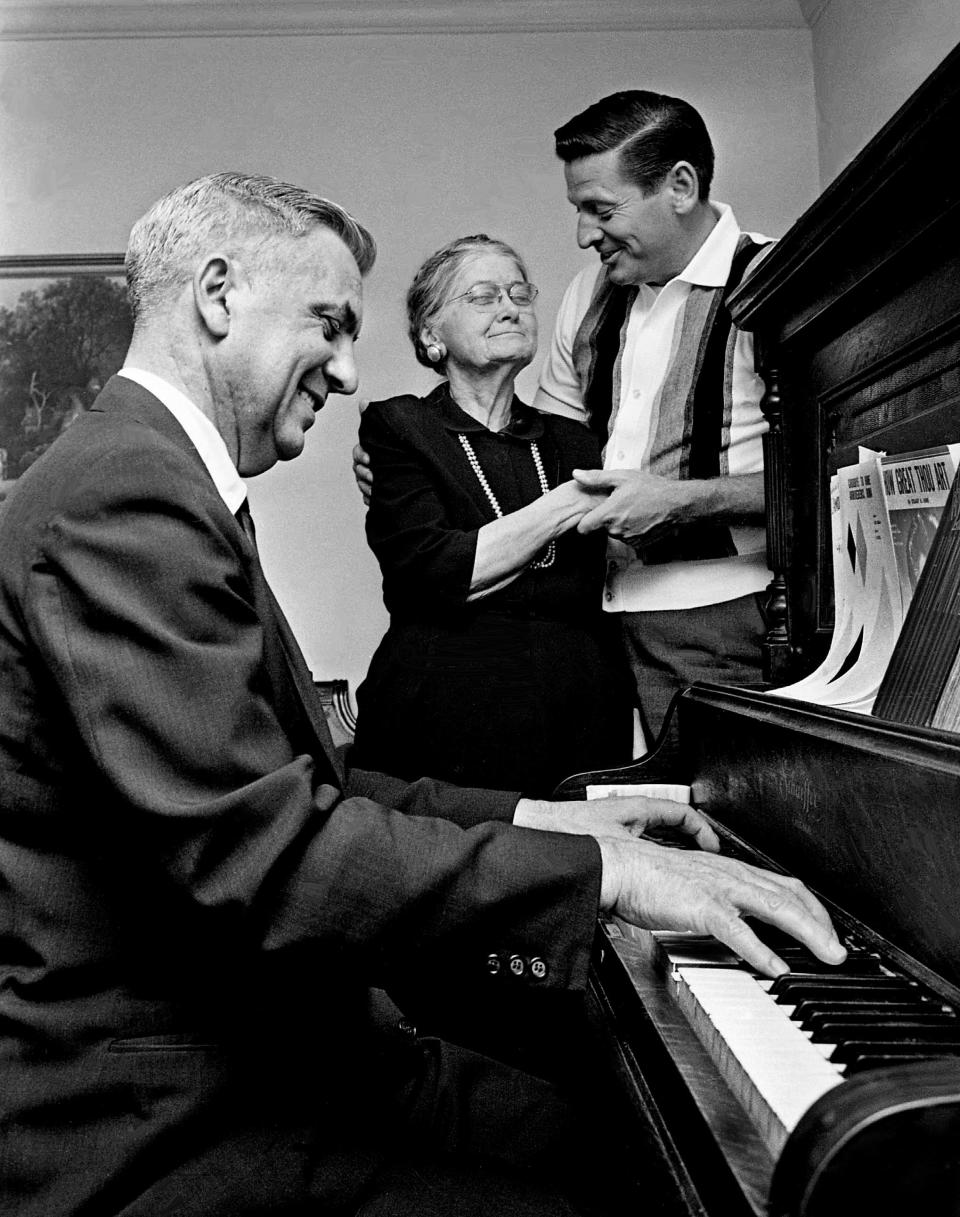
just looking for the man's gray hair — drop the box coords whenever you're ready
[125,172,377,320]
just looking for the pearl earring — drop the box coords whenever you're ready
[426,343,445,363]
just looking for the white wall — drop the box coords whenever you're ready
[808,0,960,184]
[0,25,818,694]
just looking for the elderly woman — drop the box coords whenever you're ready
[350,235,634,794]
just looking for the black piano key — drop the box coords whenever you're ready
[830,1038,960,1065]
[768,968,901,988]
[748,922,896,975]
[793,998,934,1025]
[772,950,886,976]
[817,1024,960,1048]
[772,979,914,1005]
[810,1005,958,1023]
[809,1016,960,1043]
[744,920,868,957]
[844,1051,960,1075]
[768,968,889,995]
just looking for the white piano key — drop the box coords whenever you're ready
[673,964,845,1157]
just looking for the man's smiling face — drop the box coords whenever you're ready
[564,147,690,288]
[215,226,363,476]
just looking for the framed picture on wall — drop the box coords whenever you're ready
[0,253,130,503]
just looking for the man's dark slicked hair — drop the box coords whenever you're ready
[554,90,714,200]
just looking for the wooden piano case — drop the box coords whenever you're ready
[566,37,960,1217]
[729,41,960,689]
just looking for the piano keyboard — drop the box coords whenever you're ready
[646,929,960,1159]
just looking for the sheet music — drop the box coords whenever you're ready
[585,783,692,803]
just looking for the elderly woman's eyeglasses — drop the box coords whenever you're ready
[448,282,539,310]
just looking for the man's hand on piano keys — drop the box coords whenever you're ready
[513,795,721,852]
[595,837,847,980]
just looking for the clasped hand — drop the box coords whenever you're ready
[546,478,611,528]
[572,467,688,549]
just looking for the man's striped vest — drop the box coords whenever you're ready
[571,233,771,565]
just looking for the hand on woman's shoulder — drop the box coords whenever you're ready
[358,394,443,466]
[361,394,426,426]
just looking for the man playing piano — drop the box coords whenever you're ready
[0,171,844,1217]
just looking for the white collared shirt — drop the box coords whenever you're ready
[533,203,772,611]
[117,367,248,514]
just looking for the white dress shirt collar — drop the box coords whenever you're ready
[675,201,742,289]
[117,367,247,514]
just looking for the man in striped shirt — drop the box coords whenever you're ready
[534,90,774,759]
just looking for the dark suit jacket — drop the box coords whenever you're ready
[0,376,601,1216]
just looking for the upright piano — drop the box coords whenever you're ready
[557,39,960,1217]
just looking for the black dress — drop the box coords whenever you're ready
[350,383,635,795]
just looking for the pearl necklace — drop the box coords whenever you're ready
[457,432,555,569]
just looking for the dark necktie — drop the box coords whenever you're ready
[235,497,257,548]
[234,495,344,786]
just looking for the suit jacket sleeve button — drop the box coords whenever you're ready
[508,954,526,978]
[485,953,502,976]
[530,957,548,981]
